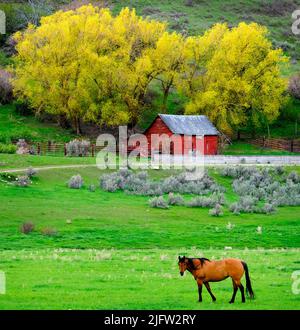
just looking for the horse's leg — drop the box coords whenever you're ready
[238,283,245,303]
[204,282,216,302]
[229,279,238,304]
[197,279,203,302]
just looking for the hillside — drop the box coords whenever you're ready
[0,105,74,143]
[112,0,300,70]
[1,0,300,75]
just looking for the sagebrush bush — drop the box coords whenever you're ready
[209,203,223,217]
[226,166,300,214]
[162,171,224,195]
[20,222,35,234]
[68,174,83,189]
[100,174,120,192]
[274,166,284,176]
[26,167,37,178]
[149,196,169,209]
[100,169,224,197]
[187,193,224,208]
[287,171,299,183]
[229,196,258,214]
[220,166,256,179]
[100,169,162,195]
[66,139,90,157]
[15,175,31,187]
[16,139,28,148]
[229,202,241,215]
[269,181,300,206]
[88,184,96,192]
[98,167,300,214]
[261,202,277,214]
[167,193,184,206]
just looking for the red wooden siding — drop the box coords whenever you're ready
[144,117,218,155]
[204,135,218,155]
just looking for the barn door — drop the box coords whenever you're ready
[205,137,217,155]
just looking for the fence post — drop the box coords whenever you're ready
[64,143,67,156]
[37,143,41,156]
[47,140,51,153]
[92,144,95,157]
[291,140,294,153]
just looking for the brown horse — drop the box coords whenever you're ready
[178,256,254,303]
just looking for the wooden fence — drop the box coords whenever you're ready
[250,137,300,153]
[27,138,300,156]
[29,141,103,157]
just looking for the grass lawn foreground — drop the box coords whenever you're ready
[0,160,299,309]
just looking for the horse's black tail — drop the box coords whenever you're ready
[242,261,254,299]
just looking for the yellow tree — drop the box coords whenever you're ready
[182,22,287,136]
[177,23,228,98]
[13,6,167,132]
[148,32,186,111]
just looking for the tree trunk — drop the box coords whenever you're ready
[162,87,170,112]
[58,114,70,129]
[266,122,270,139]
[73,117,82,135]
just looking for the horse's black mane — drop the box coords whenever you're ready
[187,257,210,269]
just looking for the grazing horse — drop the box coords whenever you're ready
[178,256,254,303]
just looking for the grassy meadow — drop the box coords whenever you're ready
[0,248,299,310]
[0,160,299,309]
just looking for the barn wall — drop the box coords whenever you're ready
[144,117,218,156]
[144,117,174,155]
[204,136,218,155]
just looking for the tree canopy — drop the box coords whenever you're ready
[181,22,287,135]
[13,6,167,133]
[12,5,287,136]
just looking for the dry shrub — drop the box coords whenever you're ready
[41,227,58,236]
[0,69,13,104]
[20,221,35,234]
[288,74,300,100]
[68,174,83,189]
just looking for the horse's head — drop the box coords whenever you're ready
[178,256,187,276]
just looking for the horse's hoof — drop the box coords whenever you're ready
[198,300,202,303]
[212,298,217,302]
[229,301,234,304]
[242,300,246,303]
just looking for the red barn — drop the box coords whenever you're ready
[144,114,219,156]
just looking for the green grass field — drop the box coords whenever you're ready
[223,142,297,156]
[0,159,299,309]
[0,248,299,310]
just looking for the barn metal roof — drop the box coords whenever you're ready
[158,114,219,136]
